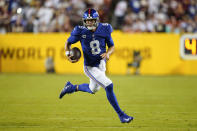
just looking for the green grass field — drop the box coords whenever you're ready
[0,74,197,131]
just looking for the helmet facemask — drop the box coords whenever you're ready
[83,18,99,30]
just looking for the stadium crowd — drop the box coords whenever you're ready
[0,0,197,33]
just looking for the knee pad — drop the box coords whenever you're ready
[89,85,100,93]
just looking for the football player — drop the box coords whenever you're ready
[59,8,133,123]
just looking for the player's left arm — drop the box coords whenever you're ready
[101,24,115,60]
[101,35,115,60]
[100,45,115,60]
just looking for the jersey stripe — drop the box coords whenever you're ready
[84,66,105,88]
[88,9,91,15]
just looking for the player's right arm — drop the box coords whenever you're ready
[65,26,82,63]
[65,41,78,63]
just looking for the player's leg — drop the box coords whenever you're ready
[59,67,101,98]
[85,61,124,117]
[74,66,101,94]
[75,83,93,93]
[59,80,98,99]
[105,83,133,123]
[59,81,76,98]
[98,60,133,123]
[75,79,100,94]
[84,65,132,122]
[97,60,124,116]
[88,79,101,93]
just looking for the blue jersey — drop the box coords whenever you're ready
[67,23,114,67]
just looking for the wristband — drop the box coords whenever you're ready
[65,51,70,56]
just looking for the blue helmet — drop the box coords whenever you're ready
[82,9,99,30]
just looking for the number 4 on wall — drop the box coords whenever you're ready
[185,38,196,55]
[180,34,197,60]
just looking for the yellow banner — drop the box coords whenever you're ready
[0,33,197,75]
[0,34,83,73]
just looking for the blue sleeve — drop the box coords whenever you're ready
[67,26,81,44]
[106,35,114,47]
[107,24,113,33]
[106,24,114,47]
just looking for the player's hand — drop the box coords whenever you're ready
[100,53,110,60]
[65,51,78,63]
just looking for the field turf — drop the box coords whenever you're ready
[0,73,197,131]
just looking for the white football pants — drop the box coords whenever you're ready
[84,60,112,93]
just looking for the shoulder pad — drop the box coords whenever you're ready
[71,26,85,36]
[108,24,113,33]
[102,23,113,33]
[78,26,86,29]
[101,23,109,26]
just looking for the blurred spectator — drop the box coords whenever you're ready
[127,50,142,75]
[0,0,197,33]
[0,0,10,33]
[37,1,54,32]
[11,14,24,32]
[45,57,55,73]
[113,0,128,29]
[24,18,34,32]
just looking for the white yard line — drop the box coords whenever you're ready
[0,117,197,120]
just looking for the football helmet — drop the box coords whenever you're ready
[82,9,99,30]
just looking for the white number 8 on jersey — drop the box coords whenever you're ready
[90,40,101,55]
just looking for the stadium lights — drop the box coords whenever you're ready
[17,8,22,14]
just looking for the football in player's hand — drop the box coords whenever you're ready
[70,47,81,62]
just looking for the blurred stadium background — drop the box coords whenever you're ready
[0,0,197,130]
